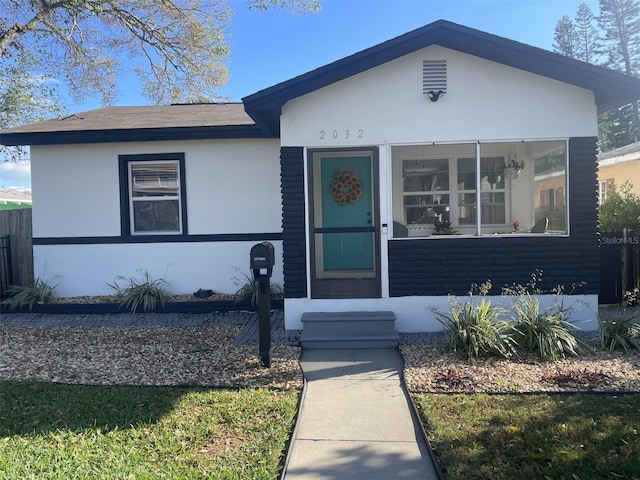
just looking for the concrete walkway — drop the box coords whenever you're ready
[282,349,440,480]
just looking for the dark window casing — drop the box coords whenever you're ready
[118,153,188,238]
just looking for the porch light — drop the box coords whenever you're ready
[427,90,445,102]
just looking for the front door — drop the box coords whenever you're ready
[309,148,381,298]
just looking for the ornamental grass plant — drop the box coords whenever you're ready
[232,269,282,308]
[1,277,59,311]
[107,270,169,313]
[434,282,515,359]
[510,294,591,361]
[599,310,640,353]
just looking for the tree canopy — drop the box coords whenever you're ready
[0,0,318,144]
[599,181,640,232]
[553,0,640,151]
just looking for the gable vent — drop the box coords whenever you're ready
[423,60,447,101]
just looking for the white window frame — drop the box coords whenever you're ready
[118,153,188,237]
[129,160,182,235]
[398,155,508,228]
[392,140,569,237]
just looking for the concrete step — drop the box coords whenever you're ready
[300,311,398,349]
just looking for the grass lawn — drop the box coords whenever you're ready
[0,203,31,210]
[415,393,640,480]
[0,381,299,479]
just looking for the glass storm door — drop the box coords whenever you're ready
[309,149,381,299]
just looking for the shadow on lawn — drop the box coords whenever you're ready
[0,380,198,436]
[421,393,640,479]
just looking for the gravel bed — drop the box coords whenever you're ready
[2,314,640,394]
[402,344,640,394]
[0,325,302,389]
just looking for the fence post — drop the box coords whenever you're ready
[622,228,635,295]
[0,235,14,301]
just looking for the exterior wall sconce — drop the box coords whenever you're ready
[427,90,446,102]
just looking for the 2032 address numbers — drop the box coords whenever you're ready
[319,129,364,140]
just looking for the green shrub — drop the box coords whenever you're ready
[232,269,282,308]
[510,294,590,361]
[2,277,59,311]
[107,270,169,313]
[434,295,515,360]
[599,311,640,353]
[598,181,640,232]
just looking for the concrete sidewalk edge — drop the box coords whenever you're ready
[280,348,446,479]
[399,352,447,480]
[280,355,308,480]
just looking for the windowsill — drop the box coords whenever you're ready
[120,233,190,243]
[391,232,569,240]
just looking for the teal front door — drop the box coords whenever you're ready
[309,149,381,299]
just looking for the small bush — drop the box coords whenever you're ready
[2,277,59,311]
[434,295,515,360]
[510,294,590,361]
[599,311,640,353]
[232,269,282,308]
[107,270,169,313]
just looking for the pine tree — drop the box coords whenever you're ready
[598,0,640,144]
[553,15,579,57]
[575,4,601,62]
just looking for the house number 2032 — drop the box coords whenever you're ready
[319,129,364,140]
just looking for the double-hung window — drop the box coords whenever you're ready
[119,153,187,236]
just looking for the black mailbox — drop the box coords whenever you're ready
[250,242,275,368]
[250,242,275,279]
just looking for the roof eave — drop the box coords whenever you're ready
[243,20,640,135]
[0,124,275,146]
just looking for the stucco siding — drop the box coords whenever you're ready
[31,144,121,238]
[34,241,283,297]
[598,159,640,196]
[281,46,597,147]
[30,139,282,238]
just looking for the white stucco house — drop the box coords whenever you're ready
[2,20,640,333]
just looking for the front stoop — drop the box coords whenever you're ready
[300,311,399,349]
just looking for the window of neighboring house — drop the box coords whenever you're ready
[599,178,615,203]
[119,153,187,236]
[392,140,568,237]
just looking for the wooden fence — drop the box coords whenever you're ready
[600,229,640,304]
[0,209,33,297]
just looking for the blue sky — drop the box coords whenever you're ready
[217,0,600,102]
[0,0,601,188]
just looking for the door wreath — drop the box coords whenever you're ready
[331,172,363,206]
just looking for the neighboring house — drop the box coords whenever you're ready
[0,188,32,210]
[2,20,640,332]
[598,141,640,202]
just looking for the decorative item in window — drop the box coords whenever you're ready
[433,219,458,235]
[331,165,363,206]
[512,220,520,233]
[504,149,526,179]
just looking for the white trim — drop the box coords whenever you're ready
[128,159,183,236]
[284,294,599,332]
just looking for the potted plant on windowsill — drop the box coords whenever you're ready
[433,219,458,235]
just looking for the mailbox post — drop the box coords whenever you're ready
[250,242,275,368]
